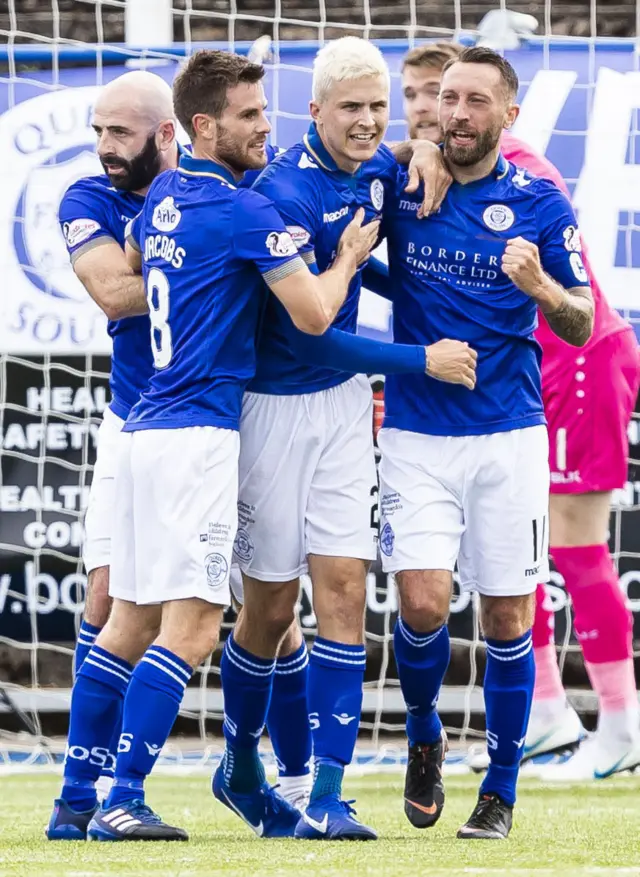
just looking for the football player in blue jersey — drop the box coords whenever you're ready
[376,47,594,839]
[214,36,477,844]
[47,69,335,833]
[57,49,378,844]
[46,72,180,839]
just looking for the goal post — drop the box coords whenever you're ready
[0,0,638,767]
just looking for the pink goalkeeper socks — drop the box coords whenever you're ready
[532,583,565,704]
[551,544,637,728]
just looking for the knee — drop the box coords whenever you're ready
[161,604,224,669]
[319,560,367,608]
[481,594,534,641]
[310,557,368,642]
[242,581,298,644]
[251,602,297,643]
[398,571,451,632]
[98,602,161,665]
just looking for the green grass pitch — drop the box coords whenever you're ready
[3,772,640,876]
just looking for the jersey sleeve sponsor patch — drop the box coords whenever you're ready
[562,225,582,252]
[536,189,591,289]
[62,218,101,248]
[152,196,181,232]
[265,231,297,257]
[286,225,311,248]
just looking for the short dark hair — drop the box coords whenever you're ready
[402,42,463,74]
[173,50,264,140]
[442,46,519,101]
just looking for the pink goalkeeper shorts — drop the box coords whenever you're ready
[545,328,640,494]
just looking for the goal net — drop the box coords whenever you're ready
[0,0,638,770]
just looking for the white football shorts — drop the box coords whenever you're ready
[378,425,550,597]
[234,374,378,581]
[109,425,239,606]
[83,407,125,574]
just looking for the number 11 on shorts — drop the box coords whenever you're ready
[532,515,548,565]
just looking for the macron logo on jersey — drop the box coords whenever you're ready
[323,206,349,224]
[152,196,181,232]
[399,199,420,212]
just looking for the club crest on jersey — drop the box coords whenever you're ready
[265,231,297,257]
[63,218,101,248]
[563,225,582,252]
[370,178,384,212]
[152,196,181,232]
[205,552,228,588]
[483,204,515,232]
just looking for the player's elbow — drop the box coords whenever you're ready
[289,303,331,336]
[102,298,129,322]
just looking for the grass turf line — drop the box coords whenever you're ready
[1,773,639,876]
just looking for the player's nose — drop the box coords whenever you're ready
[451,101,470,121]
[257,110,271,134]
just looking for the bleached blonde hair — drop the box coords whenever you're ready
[312,37,390,103]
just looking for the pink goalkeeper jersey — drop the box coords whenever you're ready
[501,131,629,380]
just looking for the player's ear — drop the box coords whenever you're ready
[309,100,321,123]
[157,119,176,151]
[503,103,519,131]
[192,112,216,142]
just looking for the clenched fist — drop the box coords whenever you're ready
[501,237,545,299]
[426,339,477,390]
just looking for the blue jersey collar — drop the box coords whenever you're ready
[303,122,361,182]
[179,152,237,186]
[494,151,509,179]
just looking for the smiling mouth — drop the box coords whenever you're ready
[350,132,376,144]
[449,130,476,145]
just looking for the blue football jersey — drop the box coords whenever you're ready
[249,123,399,395]
[58,177,151,421]
[383,155,591,436]
[124,153,307,432]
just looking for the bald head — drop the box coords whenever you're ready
[93,71,177,193]
[96,70,174,127]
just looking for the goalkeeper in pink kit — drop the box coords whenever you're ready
[401,43,640,779]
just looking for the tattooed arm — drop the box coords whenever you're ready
[538,284,594,347]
